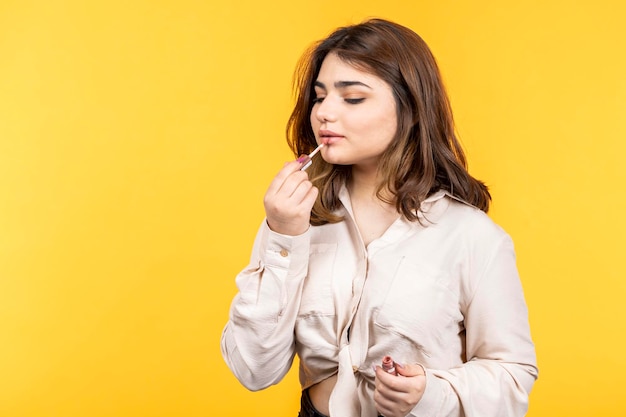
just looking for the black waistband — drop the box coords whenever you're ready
[298,388,329,417]
[298,389,383,417]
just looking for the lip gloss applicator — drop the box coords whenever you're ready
[299,143,325,171]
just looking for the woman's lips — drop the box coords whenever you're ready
[324,136,342,145]
[319,130,344,145]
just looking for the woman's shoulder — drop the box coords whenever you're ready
[433,193,511,243]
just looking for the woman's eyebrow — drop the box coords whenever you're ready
[314,80,373,89]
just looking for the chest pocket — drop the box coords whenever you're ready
[298,243,338,317]
[374,257,463,351]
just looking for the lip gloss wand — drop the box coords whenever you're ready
[299,143,325,171]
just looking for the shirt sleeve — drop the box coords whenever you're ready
[410,234,538,417]
[220,220,311,391]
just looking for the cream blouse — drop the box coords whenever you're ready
[221,188,538,416]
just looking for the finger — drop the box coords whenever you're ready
[374,368,406,417]
[297,183,319,210]
[273,171,313,207]
[280,173,313,202]
[266,160,308,197]
[288,178,313,204]
[374,389,402,417]
[376,365,424,400]
[269,181,316,220]
[267,172,310,209]
[395,363,426,378]
[264,175,317,225]
[375,384,417,417]
[374,364,398,388]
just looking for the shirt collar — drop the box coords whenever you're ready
[337,185,450,217]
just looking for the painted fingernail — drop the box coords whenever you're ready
[296,155,310,164]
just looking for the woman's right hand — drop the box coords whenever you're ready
[263,158,319,236]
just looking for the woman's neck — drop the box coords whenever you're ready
[347,165,397,213]
[349,164,381,197]
[347,165,399,247]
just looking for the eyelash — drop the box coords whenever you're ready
[312,97,365,105]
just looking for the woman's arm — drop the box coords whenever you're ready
[220,221,311,390]
[410,234,538,416]
[221,158,317,390]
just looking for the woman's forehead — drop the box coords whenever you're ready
[316,53,385,86]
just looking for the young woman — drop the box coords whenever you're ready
[221,18,537,417]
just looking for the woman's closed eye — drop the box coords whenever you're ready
[312,96,365,105]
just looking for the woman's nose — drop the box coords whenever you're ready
[314,97,338,123]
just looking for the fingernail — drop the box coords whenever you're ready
[372,365,378,373]
[395,362,405,369]
[296,155,310,164]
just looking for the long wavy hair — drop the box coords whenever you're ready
[286,18,491,225]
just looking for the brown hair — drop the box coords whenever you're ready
[286,18,491,225]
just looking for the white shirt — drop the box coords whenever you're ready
[221,188,538,416]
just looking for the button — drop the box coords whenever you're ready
[279,249,289,257]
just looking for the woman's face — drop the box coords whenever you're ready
[310,53,398,171]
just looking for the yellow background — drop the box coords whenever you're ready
[1,0,624,416]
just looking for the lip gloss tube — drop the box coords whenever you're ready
[300,143,324,171]
[381,355,398,376]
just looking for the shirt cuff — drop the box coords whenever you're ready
[409,369,446,416]
[262,221,311,271]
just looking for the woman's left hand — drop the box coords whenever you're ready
[373,363,426,417]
